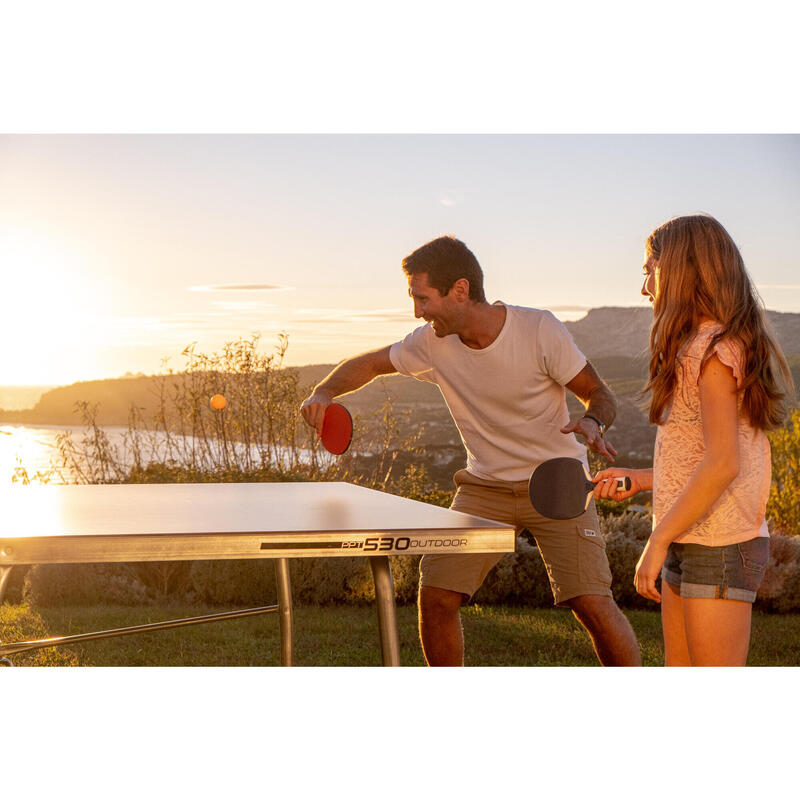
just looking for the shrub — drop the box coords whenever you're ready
[188,554,423,607]
[767,406,800,536]
[24,563,151,607]
[755,531,800,613]
[387,555,424,604]
[600,511,654,610]
[189,559,280,606]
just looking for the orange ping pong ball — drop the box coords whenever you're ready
[210,394,227,410]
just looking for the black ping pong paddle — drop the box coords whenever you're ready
[528,457,631,520]
[321,402,353,455]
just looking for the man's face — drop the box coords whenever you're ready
[407,272,457,337]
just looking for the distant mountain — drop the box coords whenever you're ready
[0,374,170,426]
[2,307,797,465]
[564,307,800,360]
[565,307,655,359]
[0,385,56,411]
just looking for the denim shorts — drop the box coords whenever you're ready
[661,537,769,603]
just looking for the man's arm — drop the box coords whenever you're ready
[562,361,618,462]
[300,345,397,435]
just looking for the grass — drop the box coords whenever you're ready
[3,602,800,666]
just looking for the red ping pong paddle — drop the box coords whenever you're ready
[528,457,631,520]
[321,402,353,455]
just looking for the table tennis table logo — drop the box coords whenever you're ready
[343,536,469,552]
[261,535,469,553]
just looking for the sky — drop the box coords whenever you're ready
[3,1,799,787]
[2,134,799,386]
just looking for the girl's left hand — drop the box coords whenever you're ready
[634,537,669,603]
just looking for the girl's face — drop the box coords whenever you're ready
[641,255,658,303]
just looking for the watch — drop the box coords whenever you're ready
[582,414,606,435]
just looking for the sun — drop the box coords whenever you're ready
[0,225,103,385]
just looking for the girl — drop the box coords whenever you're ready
[594,214,794,666]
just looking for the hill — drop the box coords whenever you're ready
[0,385,57,411]
[563,306,800,359]
[2,307,798,469]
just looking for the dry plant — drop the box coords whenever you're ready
[54,334,429,489]
[34,334,437,604]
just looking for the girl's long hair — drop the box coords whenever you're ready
[645,214,794,429]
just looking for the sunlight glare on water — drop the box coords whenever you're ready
[0,425,72,485]
[0,424,319,486]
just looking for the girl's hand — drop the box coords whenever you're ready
[634,537,669,603]
[592,468,649,502]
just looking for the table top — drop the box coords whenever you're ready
[0,482,516,564]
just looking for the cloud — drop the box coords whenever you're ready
[94,304,415,356]
[189,284,293,292]
[438,190,464,207]
[102,309,278,339]
[292,308,414,325]
[211,301,276,311]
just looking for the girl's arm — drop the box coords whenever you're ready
[635,354,740,601]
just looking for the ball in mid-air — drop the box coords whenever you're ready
[210,394,227,410]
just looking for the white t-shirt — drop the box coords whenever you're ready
[389,302,589,481]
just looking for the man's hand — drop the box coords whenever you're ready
[297,345,396,437]
[300,390,334,436]
[563,363,618,462]
[561,417,617,462]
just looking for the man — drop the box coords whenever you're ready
[300,236,641,666]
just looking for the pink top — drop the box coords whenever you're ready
[653,322,770,546]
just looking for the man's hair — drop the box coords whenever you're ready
[401,236,486,302]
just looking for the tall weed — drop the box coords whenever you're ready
[29,335,440,605]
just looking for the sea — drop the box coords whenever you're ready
[0,424,115,485]
[0,423,321,486]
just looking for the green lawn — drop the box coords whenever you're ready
[2,602,800,666]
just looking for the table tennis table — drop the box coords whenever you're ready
[0,482,515,666]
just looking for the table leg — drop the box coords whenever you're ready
[369,556,401,666]
[274,558,293,666]
[0,566,12,604]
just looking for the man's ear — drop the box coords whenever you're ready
[450,277,471,301]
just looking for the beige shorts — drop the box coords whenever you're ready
[420,469,613,607]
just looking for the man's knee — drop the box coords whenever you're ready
[419,585,466,617]
[567,593,640,666]
[567,593,621,630]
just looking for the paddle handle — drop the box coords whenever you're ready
[588,476,632,492]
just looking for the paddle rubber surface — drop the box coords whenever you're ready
[321,402,353,455]
[528,457,631,520]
